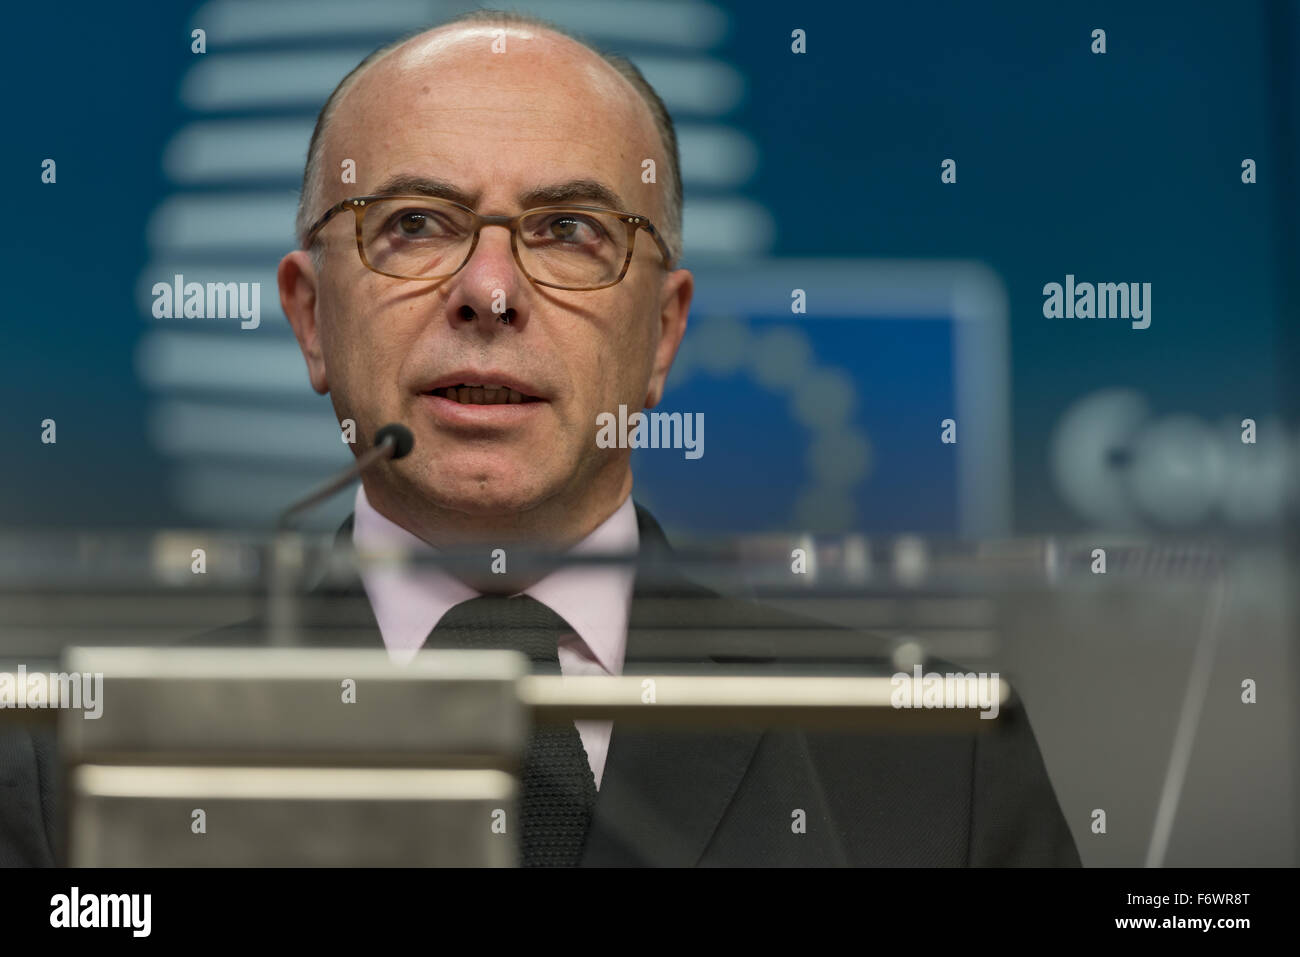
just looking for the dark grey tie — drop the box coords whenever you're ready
[427,594,597,867]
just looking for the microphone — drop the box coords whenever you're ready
[276,423,415,529]
[267,423,414,646]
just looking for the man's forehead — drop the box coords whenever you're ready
[345,24,646,140]
[324,25,661,215]
[387,23,603,79]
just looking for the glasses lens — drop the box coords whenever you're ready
[517,208,629,289]
[360,198,476,279]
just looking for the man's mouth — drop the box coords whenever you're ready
[425,384,543,405]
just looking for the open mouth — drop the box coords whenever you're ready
[425,384,543,405]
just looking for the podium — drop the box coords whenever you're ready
[60,647,526,866]
[52,646,1003,866]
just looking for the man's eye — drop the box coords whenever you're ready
[540,215,603,244]
[396,211,434,236]
[386,208,453,239]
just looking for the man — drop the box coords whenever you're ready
[0,10,1079,867]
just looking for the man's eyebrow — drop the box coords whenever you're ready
[369,174,474,205]
[519,179,628,212]
[367,174,629,213]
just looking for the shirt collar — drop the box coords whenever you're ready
[351,484,639,673]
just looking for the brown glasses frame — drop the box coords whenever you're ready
[303,194,675,290]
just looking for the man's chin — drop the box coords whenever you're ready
[403,469,559,522]
[429,486,548,517]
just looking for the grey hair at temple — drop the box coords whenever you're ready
[294,9,684,269]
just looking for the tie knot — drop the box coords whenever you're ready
[427,594,572,666]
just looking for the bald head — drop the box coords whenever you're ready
[277,10,695,547]
[295,11,683,264]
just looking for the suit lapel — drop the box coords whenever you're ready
[578,505,763,866]
[327,503,764,866]
[290,516,383,647]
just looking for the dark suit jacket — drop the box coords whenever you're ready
[0,503,1080,867]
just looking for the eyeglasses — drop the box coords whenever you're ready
[303,194,675,291]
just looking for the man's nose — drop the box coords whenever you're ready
[453,224,526,324]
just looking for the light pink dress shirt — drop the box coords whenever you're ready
[350,484,639,789]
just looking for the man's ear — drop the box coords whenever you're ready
[277,249,329,395]
[644,268,693,409]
